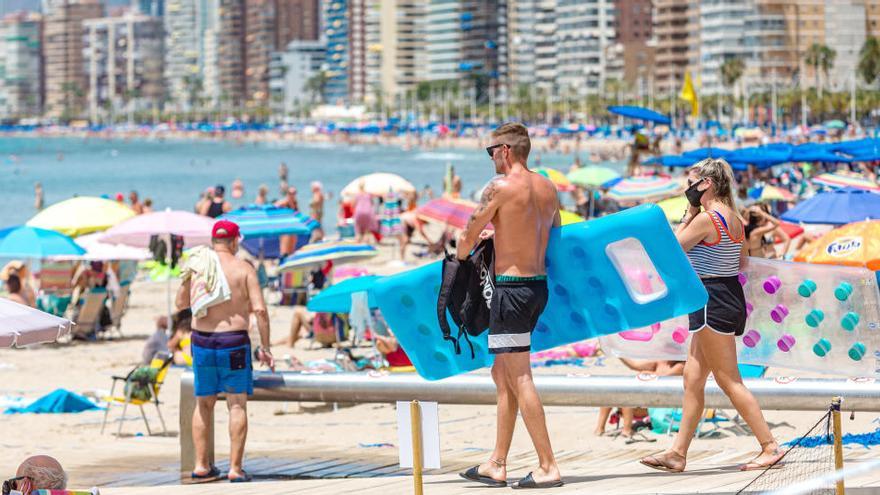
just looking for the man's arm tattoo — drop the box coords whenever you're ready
[464,181,497,232]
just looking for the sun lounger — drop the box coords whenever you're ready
[69,289,109,340]
[109,282,131,335]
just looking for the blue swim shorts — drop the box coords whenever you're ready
[191,330,254,397]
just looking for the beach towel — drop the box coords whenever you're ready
[5,389,100,414]
[181,246,231,318]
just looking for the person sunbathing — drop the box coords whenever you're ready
[595,359,684,439]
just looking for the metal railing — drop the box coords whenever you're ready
[179,371,880,472]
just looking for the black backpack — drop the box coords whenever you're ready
[437,239,495,358]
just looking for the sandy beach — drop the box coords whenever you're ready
[3,240,880,494]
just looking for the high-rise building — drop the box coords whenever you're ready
[138,0,164,17]
[652,0,698,95]
[83,10,164,122]
[555,0,616,95]
[425,0,460,82]
[42,0,103,119]
[163,0,208,111]
[275,0,320,47]
[374,0,426,102]
[609,0,654,90]
[533,0,557,90]
[506,0,536,89]
[244,0,275,108]
[0,12,43,119]
[322,0,370,104]
[269,39,325,113]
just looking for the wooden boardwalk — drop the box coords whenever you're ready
[90,445,880,494]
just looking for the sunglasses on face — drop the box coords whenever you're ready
[2,476,32,495]
[486,143,507,158]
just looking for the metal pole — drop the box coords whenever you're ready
[832,397,845,495]
[179,372,880,472]
[410,400,424,495]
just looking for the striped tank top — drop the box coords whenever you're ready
[687,210,744,278]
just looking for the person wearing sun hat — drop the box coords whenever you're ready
[176,219,274,483]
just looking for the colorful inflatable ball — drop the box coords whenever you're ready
[770,304,790,324]
[805,309,825,328]
[763,276,782,294]
[848,342,866,361]
[777,333,796,352]
[841,312,860,331]
[742,329,761,348]
[798,279,817,298]
[813,338,832,357]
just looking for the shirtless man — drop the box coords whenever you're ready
[457,122,563,489]
[176,220,274,483]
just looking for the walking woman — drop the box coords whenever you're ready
[640,158,783,473]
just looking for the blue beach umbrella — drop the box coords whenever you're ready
[306,275,382,313]
[681,147,731,160]
[789,143,851,164]
[642,155,695,168]
[0,226,85,259]
[279,240,378,272]
[725,146,792,171]
[607,105,672,125]
[781,188,880,225]
[219,205,317,238]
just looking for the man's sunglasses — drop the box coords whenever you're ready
[2,476,31,495]
[486,143,508,158]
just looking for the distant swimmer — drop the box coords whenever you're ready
[176,220,275,483]
[34,182,43,211]
[640,158,782,473]
[456,123,563,489]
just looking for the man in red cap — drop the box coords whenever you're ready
[176,219,274,483]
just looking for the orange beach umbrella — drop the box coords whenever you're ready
[794,220,880,270]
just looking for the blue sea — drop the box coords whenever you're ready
[0,136,620,229]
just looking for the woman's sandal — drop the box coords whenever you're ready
[639,453,685,473]
[511,472,564,489]
[740,451,785,471]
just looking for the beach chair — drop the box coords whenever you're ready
[69,289,109,339]
[36,260,77,317]
[278,270,307,306]
[101,351,172,437]
[109,282,131,335]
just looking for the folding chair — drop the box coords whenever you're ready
[68,289,108,339]
[101,351,172,436]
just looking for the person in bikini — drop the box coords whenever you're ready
[456,123,563,489]
[176,220,274,483]
[640,158,783,473]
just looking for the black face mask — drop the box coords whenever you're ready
[685,179,705,207]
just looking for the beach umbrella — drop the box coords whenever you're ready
[781,188,880,225]
[341,173,416,197]
[279,240,378,272]
[642,155,695,168]
[607,174,684,203]
[0,226,85,259]
[51,233,150,261]
[0,297,74,347]
[99,209,215,248]
[27,196,136,237]
[416,197,477,230]
[823,120,846,130]
[567,166,620,187]
[789,143,851,164]
[725,146,791,170]
[559,210,585,225]
[681,147,731,160]
[794,220,880,270]
[306,275,381,313]
[656,196,689,222]
[533,167,574,192]
[811,171,880,192]
[607,105,671,125]
[219,205,318,238]
[756,185,796,202]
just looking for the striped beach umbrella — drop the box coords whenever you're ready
[533,167,574,192]
[567,166,620,187]
[757,185,796,202]
[811,171,880,192]
[219,205,318,238]
[607,175,684,203]
[416,197,477,230]
[279,240,378,272]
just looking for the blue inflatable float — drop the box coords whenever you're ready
[372,204,708,380]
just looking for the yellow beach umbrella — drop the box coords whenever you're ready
[560,210,585,225]
[656,196,689,222]
[27,197,136,237]
[534,167,574,192]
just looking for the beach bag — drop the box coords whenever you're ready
[437,239,495,358]
[124,366,159,402]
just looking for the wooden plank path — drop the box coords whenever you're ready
[87,446,879,494]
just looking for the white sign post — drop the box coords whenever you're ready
[398,400,441,494]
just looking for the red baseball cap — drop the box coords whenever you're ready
[212,220,240,239]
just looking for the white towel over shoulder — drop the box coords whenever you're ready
[182,246,232,318]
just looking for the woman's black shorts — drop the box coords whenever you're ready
[688,276,747,336]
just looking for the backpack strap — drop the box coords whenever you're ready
[437,255,462,354]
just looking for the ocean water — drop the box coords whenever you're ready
[0,136,620,228]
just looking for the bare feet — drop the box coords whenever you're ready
[593,427,605,436]
[640,450,686,473]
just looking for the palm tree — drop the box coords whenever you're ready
[719,58,744,123]
[804,43,836,99]
[858,37,880,86]
[305,71,329,105]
